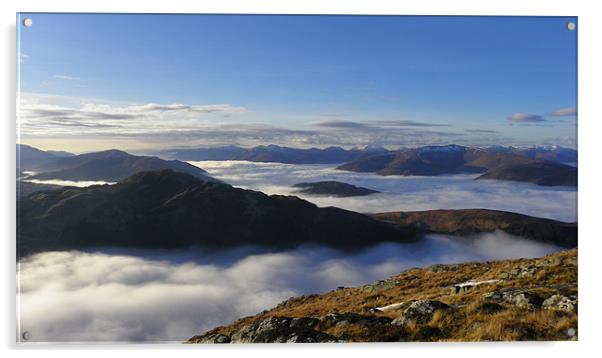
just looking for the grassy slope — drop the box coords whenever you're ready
[188,249,577,342]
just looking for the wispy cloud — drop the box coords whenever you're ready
[466,129,499,134]
[508,113,546,123]
[18,92,250,140]
[311,119,449,129]
[53,75,81,81]
[548,107,577,117]
[372,120,450,128]
[18,93,473,150]
[311,120,368,129]
[127,103,247,115]
[18,52,29,63]
[19,92,573,151]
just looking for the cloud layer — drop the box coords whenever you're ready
[19,92,577,151]
[18,232,562,343]
[190,161,577,222]
[18,92,249,140]
[17,93,519,151]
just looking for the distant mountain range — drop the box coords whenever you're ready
[292,181,380,197]
[487,145,577,164]
[17,170,417,258]
[155,144,576,166]
[337,145,577,186]
[156,144,389,164]
[17,144,218,183]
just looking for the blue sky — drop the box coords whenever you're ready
[17,14,577,153]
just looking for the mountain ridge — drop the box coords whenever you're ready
[18,145,217,183]
[17,170,417,258]
[372,209,577,248]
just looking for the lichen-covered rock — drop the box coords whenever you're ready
[214,334,231,343]
[360,278,402,294]
[427,263,461,273]
[319,312,392,329]
[499,266,538,279]
[483,289,543,309]
[391,300,450,326]
[230,316,339,343]
[542,295,577,313]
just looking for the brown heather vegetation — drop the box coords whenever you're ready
[188,249,577,343]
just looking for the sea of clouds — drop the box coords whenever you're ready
[17,160,576,343]
[190,161,577,222]
[18,231,562,343]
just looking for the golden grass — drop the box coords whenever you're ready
[188,249,577,343]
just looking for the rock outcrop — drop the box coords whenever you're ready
[390,300,450,326]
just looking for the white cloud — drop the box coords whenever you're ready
[18,232,562,342]
[18,52,29,63]
[190,161,577,222]
[23,179,114,187]
[508,113,546,123]
[548,107,578,117]
[53,75,81,81]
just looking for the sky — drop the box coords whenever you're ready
[17,14,578,153]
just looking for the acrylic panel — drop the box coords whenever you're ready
[16,13,578,344]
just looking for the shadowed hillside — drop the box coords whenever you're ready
[17,170,418,258]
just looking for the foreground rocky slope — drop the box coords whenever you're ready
[187,249,577,343]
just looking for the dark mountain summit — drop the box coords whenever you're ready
[292,181,380,197]
[17,170,417,258]
[17,144,66,171]
[337,145,576,186]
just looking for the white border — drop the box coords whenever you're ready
[2,1,601,357]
